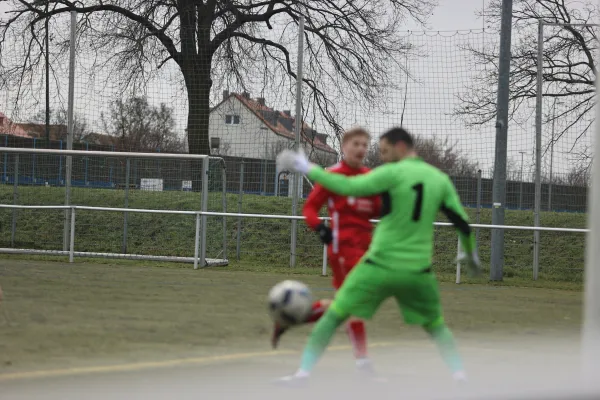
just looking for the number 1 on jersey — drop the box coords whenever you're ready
[412,183,424,221]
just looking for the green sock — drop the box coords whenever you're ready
[425,322,464,373]
[299,309,346,373]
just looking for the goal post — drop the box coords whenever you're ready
[533,19,598,382]
[534,20,599,280]
[582,22,600,383]
[0,147,228,268]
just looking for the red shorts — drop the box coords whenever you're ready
[328,247,367,289]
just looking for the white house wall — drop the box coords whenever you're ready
[209,98,278,159]
[208,97,336,163]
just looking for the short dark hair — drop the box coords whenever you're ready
[380,127,414,148]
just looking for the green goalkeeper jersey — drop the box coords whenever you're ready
[307,156,476,271]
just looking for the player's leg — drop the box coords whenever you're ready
[271,298,330,349]
[346,317,368,360]
[304,249,346,324]
[270,254,339,349]
[423,316,466,382]
[393,270,467,382]
[276,263,387,385]
[341,249,371,368]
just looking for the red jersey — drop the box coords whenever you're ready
[302,161,381,254]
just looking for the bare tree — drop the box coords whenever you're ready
[268,139,293,160]
[307,149,337,167]
[553,162,591,186]
[364,141,384,169]
[506,158,522,181]
[414,136,479,177]
[28,108,89,142]
[364,135,479,176]
[0,0,434,158]
[101,96,185,152]
[455,0,598,148]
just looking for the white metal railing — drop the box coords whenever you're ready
[0,147,211,159]
[0,147,214,263]
[0,148,235,267]
[0,204,588,279]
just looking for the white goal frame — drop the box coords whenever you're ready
[0,147,227,268]
[582,14,600,383]
[534,21,599,281]
[533,20,599,380]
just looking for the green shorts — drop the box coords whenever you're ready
[329,259,442,325]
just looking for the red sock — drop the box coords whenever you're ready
[346,320,368,359]
[305,300,328,323]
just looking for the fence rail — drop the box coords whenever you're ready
[0,204,587,281]
[0,140,589,211]
[0,148,230,266]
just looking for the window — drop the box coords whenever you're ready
[225,114,240,125]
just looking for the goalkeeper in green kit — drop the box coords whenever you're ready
[275,127,481,385]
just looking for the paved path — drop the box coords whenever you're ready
[1,338,597,400]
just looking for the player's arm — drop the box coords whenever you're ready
[440,177,480,275]
[307,163,396,197]
[440,177,475,253]
[302,184,333,244]
[302,184,329,230]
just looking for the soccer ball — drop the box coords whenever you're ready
[268,280,312,327]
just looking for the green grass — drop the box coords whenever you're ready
[0,259,582,374]
[0,185,587,284]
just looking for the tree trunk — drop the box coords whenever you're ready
[182,59,212,192]
[185,70,212,156]
[178,1,214,191]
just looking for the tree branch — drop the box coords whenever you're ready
[9,1,180,62]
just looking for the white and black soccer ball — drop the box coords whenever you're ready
[268,280,312,327]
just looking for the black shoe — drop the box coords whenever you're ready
[271,323,288,349]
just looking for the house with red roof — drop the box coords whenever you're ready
[209,91,338,165]
[0,112,29,138]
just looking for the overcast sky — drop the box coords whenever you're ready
[0,0,593,179]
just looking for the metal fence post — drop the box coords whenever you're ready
[456,237,462,284]
[2,136,7,183]
[582,33,600,381]
[519,177,524,210]
[533,20,544,281]
[290,16,305,268]
[64,10,77,254]
[194,213,201,270]
[11,154,19,247]
[321,219,328,277]
[490,0,514,281]
[122,158,130,254]
[200,157,209,267]
[69,206,76,263]
[221,162,227,260]
[236,161,244,260]
[476,170,482,246]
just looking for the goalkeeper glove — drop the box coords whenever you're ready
[315,222,333,245]
[276,149,314,175]
[456,250,482,278]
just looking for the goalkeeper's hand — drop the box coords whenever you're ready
[276,149,314,175]
[456,250,482,277]
[315,222,333,245]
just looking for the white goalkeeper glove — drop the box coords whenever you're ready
[276,149,314,175]
[456,249,482,277]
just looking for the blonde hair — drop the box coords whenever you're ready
[342,127,370,144]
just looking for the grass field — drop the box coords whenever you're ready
[0,185,588,283]
[0,181,588,382]
[0,257,583,377]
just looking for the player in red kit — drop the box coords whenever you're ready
[271,128,381,374]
